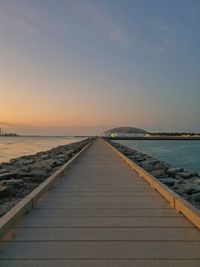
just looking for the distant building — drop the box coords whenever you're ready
[0,128,19,136]
[3,133,19,136]
[103,127,148,137]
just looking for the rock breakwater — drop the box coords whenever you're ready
[0,138,92,217]
[109,140,200,210]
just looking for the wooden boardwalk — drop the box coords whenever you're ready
[0,138,200,266]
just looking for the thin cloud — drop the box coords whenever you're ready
[109,28,129,46]
[156,38,177,53]
[149,21,177,53]
[151,20,192,53]
[0,2,40,33]
[0,2,68,33]
[68,0,130,47]
[0,0,129,45]
[2,14,40,33]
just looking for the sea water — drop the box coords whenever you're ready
[0,136,83,163]
[115,140,200,174]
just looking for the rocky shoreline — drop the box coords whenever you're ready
[109,140,200,210]
[0,138,92,217]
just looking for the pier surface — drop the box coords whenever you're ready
[0,138,200,266]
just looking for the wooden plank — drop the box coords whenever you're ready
[2,227,200,241]
[34,199,170,209]
[36,196,166,207]
[29,208,182,217]
[47,191,160,197]
[16,216,193,228]
[49,186,151,192]
[1,259,200,267]
[0,241,200,259]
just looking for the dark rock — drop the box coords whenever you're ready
[1,179,24,187]
[20,166,31,172]
[40,159,57,168]
[140,162,154,172]
[159,178,177,186]
[166,167,184,177]
[17,158,34,165]
[148,159,160,166]
[154,162,169,171]
[49,160,61,167]
[39,154,50,160]
[30,169,47,178]
[190,193,200,203]
[178,171,197,179]
[173,180,186,189]
[150,169,167,178]
[21,176,33,182]
[14,171,30,179]
[177,183,200,195]
[0,172,14,180]
[0,185,16,198]
[133,156,147,162]
[192,178,200,185]
[66,149,76,156]
[0,169,9,174]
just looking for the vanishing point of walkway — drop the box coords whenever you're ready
[0,138,200,266]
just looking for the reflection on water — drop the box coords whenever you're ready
[0,136,83,163]
[115,140,200,174]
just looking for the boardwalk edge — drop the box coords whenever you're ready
[0,139,94,237]
[104,138,200,229]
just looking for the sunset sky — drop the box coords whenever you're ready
[1,0,200,135]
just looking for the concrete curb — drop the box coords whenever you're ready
[0,139,94,237]
[104,138,200,229]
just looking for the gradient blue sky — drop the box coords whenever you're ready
[0,0,200,135]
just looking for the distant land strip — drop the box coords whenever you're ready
[106,136,200,141]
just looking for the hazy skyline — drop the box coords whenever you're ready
[1,0,200,135]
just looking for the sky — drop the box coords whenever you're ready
[0,0,200,135]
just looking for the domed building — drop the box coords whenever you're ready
[103,127,148,137]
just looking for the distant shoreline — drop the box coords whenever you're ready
[0,135,90,138]
[106,136,200,141]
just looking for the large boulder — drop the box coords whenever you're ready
[0,172,14,181]
[0,185,16,198]
[159,178,177,187]
[16,158,34,166]
[178,171,197,179]
[150,169,168,178]
[1,179,24,187]
[140,162,154,172]
[154,162,169,171]
[0,169,9,174]
[29,170,48,182]
[190,193,200,203]
[192,178,200,185]
[166,167,184,177]
[177,183,200,195]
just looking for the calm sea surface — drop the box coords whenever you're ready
[115,140,200,174]
[0,136,84,163]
